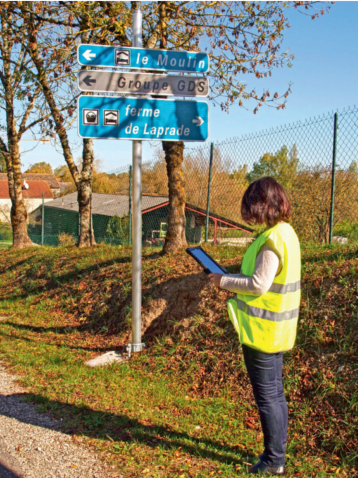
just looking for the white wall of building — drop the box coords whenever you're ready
[0,198,53,224]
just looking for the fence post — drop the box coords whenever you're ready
[205,143,214,242]
[41,193,44,246]
[128,165,132,246]
[329,113,338,244]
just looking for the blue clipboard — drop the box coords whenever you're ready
[186,246,227,275]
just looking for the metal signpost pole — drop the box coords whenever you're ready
[128,165,132,246]
[131,9,144,353]
[90,194,93,247]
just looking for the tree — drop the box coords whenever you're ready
[162,140,186,253]
[92,173,118,194]
[142,150,169,196]
[18,1,132,247]
[15,1,329,251]
[139,1,329,253]
[54,164,73,184]
[348,160,358,181]
[0,3,57,248]
[25,161,53,174]
[20,2,94,247]
[247,145,299,189]
[231,165,249,186]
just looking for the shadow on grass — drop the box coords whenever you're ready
[0,329,119,353]
[0,392,247,467]
[0,257,30,275]
[0,251,172,310]
[1,270,213,343]
[1,248,164,278]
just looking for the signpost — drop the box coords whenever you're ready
[77,44,209,73]
[78,9,210,364]
[131,9,144,356]
[78,96,208,142]
[78,71,209,97]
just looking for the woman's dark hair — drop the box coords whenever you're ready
[241,177,292,227]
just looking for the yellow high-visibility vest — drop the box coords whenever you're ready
[227,222,301,353]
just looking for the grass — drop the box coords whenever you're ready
[0,242,357,477]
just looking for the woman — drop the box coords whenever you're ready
[209,177,301,476]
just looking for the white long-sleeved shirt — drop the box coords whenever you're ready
[219,245,281,295]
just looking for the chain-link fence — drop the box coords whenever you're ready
[184,106,358,243]
[28,105,358,246]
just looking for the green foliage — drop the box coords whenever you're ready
[348,160,358,180]
[25,162,53,174]
[247,145,299,189]
[230,165,249,186]
[105,215,129,245]
[333,220,358,241]
[92,172,119,194]
[0,222,12,241]
[58,232,76,247]
[54,165,74,183]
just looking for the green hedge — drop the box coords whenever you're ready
[0,223,12,241]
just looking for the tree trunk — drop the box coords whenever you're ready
[162,140,187,254]
[158,3,187,255]
[78,138,96,248]
[0,7,34,249]
[6,141,33,248]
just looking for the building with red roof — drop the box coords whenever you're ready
[0,173,60,197]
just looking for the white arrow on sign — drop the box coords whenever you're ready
[192,116,204,127]
[83,50,96,61]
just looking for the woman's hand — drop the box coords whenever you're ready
[209,273,223,288]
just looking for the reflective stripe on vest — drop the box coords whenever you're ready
[234,297,299,322]
[269,280,301,294]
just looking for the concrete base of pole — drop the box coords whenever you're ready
[85,351,126,368]
[129,343,145,354]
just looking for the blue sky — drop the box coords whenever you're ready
[20,1,358,173]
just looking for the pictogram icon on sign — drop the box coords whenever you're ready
[83,109,99,125]
[103,110,119,126]
[115,49,130,65]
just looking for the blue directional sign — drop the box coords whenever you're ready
[77,44,209,73]
[78,96,208,142]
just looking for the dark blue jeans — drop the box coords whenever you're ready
[242,344,288,467]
